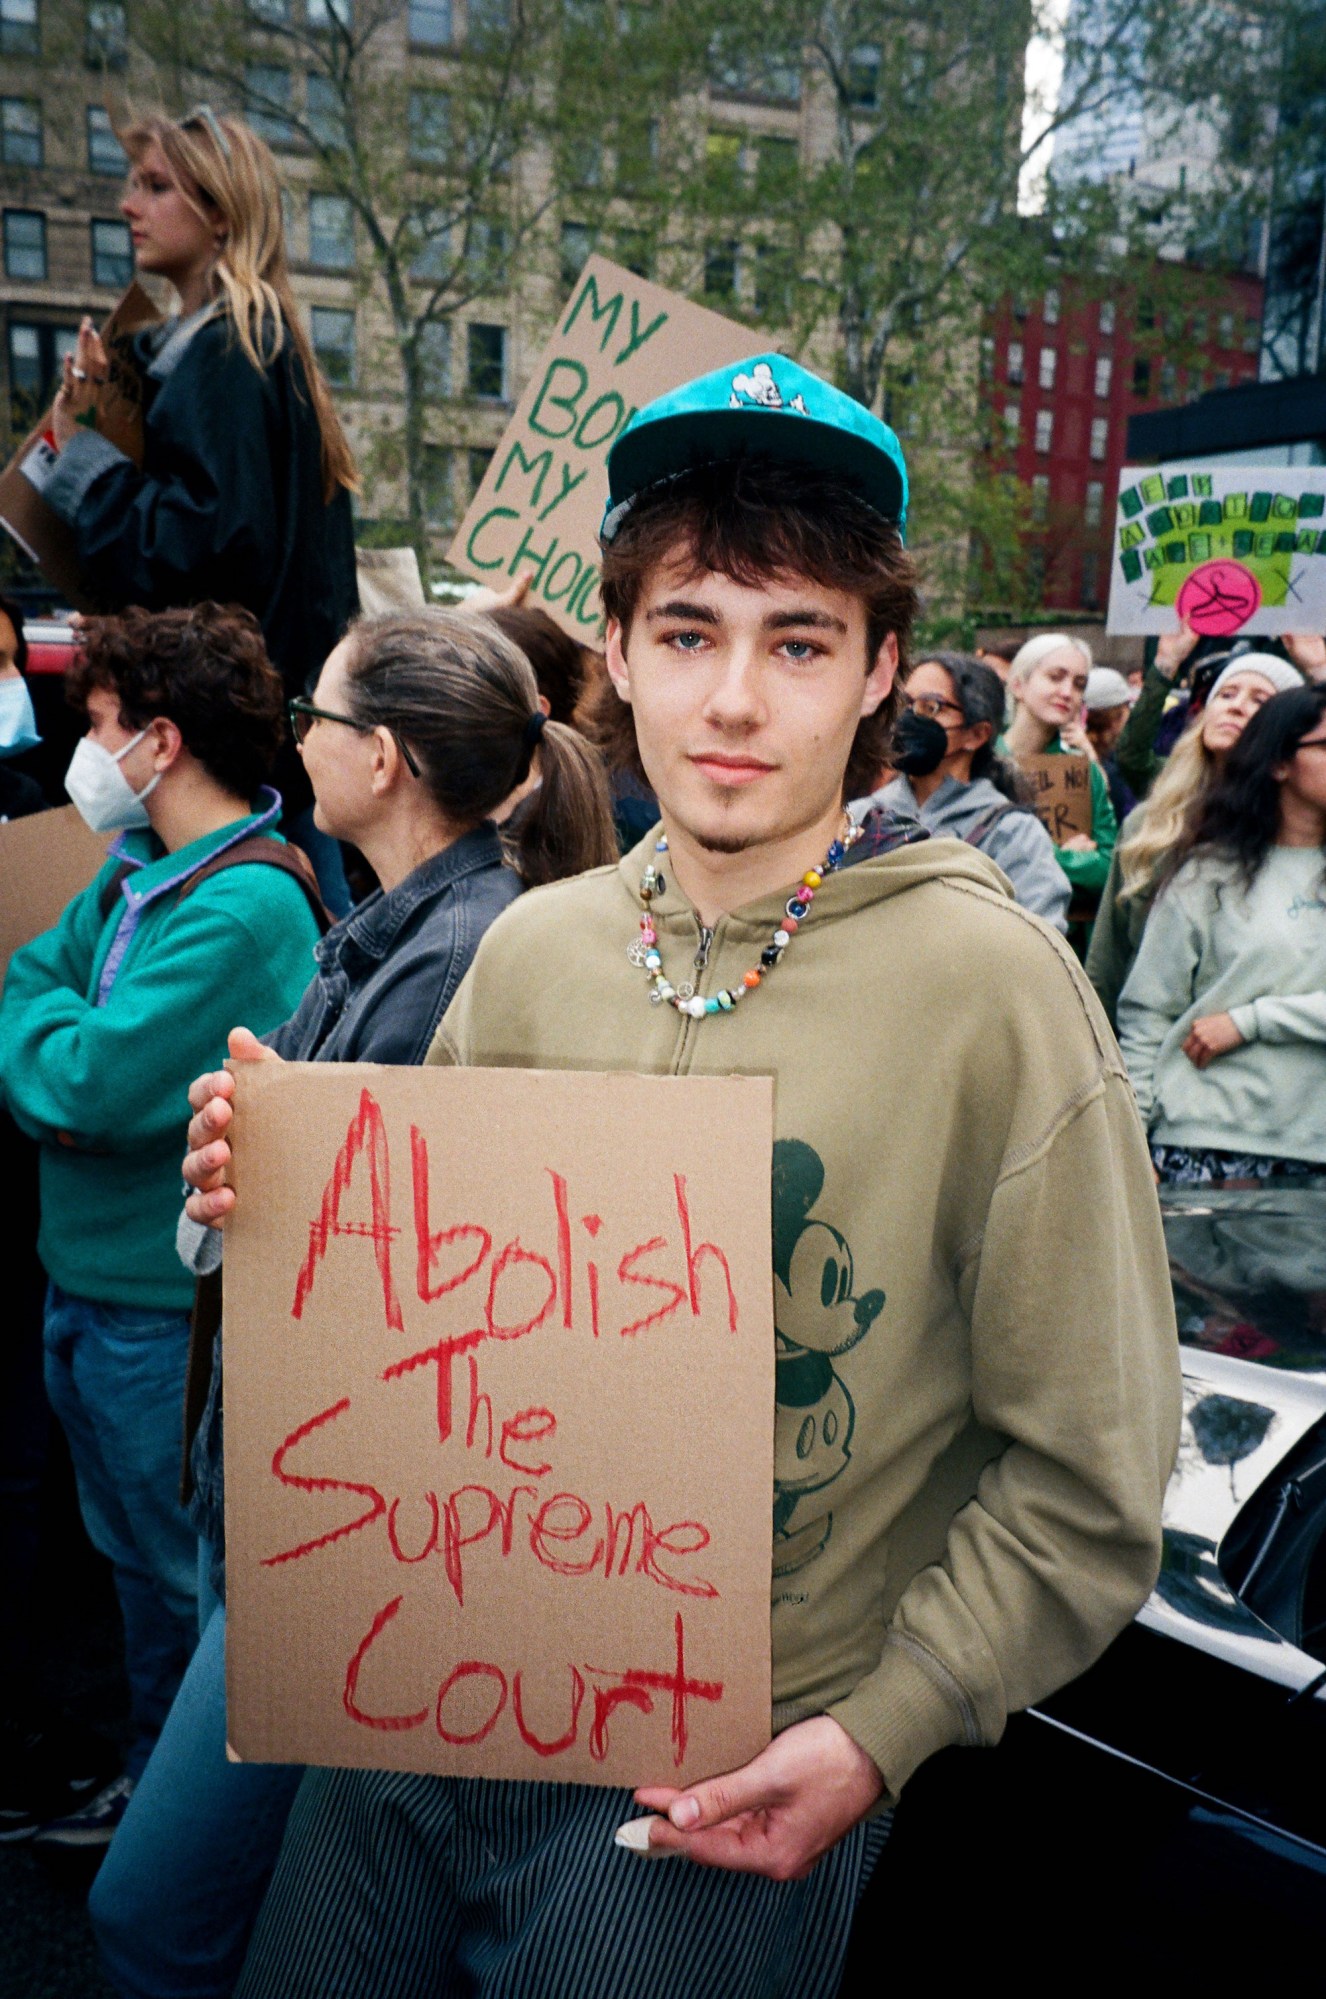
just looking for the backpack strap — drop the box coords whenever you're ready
[175,836,334,935]
[98,859,134,921]
[962,800,1034,849]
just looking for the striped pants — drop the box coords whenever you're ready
[235,1767,891,1999]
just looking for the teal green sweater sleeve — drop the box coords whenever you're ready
[0,873,317,1152]
[1054,760,1117,897]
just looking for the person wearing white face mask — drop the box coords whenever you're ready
[0,603,323,1848]
[0,593,45,822]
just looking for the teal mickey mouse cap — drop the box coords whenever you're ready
[601,353,909,544]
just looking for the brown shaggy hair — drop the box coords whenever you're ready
[595,455,917,801]
[67,602,285,799]
[483,603,588,725]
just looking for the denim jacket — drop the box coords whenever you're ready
[184,825,521,1593]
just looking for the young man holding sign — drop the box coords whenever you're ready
[186,356,1179,1997]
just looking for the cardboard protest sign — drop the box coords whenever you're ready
[447,257,760,640]
[1106,464,1326,637]
[1017,754,1094,845]
[0,283,161,606]
[0,805,110,982]
[224,1062,776,1787]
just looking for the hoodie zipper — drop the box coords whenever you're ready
[694,925,714,972]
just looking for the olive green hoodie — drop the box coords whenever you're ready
[428,828,1180,1799]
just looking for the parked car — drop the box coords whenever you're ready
[844,1180,1326,1982]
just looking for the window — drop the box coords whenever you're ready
[408,88,450,163]
[248,0,291,19]
[1157,358,1176,399]
[307,0,352,25]
[1131,357,1151,397]
[85,0,126,66]
[1242,315,1260,354]
[1,97,41,168]
[754,241,793,322]
[421,443,454,528]
[703,238,738,302]
[1190,311,1207,343]
[306,74,348,150]
[1098,299,1116,336]
[91,217,131,286]
[615,116,657,193]
[87,104,126,174]
[979,335,994,381]
[1217,309,1234,346]
[409,0,451,42]
[466,218,508,288]
[1089,416,1108,461]
[705,129,743,194]
[8,319,78,430]
[569,138,601,190]
[708,31,800,104]
[754,134,797,198]
[245,66,293,145]
[1006,340,1024,386]
[311,304,355,385]
[466,321,506,400]
[560,220,594,293]
[1093,354,1112,398]
[467,445,492,495]
[1187,367,1204,399]
[1034,408,1053,453]
[410,211,450,280]
[1,0,39,58]
[1213,367,1231,391]
[308,193,354,269]
[1038,346,1057,390]
[419,318,450,394]
[848,43,880,108]
[4,209,46,280]
[468,0,509,37]
[1084,478,1104,527]
[1080,562,1100,611]
[1043,287,1060,326]
[1137,295,1155,331]
[1031,473,1049,524]
[1002,402,1021,442]
[615,226,650,278]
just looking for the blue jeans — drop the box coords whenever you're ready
[42,1283,198,1779]
[90,1558,303,1999]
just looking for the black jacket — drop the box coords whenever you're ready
[43,309,359,812]
[186,825,523,1592]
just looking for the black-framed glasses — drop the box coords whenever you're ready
[899,692,964,722]
[288,697,421,778]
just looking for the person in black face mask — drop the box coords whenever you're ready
[851,653,1070,933]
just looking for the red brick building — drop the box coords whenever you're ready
[983,265,1264,613]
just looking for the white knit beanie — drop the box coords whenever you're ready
[1207,653,1304,703]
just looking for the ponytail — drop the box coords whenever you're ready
[342,610,617,888]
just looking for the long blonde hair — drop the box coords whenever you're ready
[1116,718,1214,903]
[120,109,357,500]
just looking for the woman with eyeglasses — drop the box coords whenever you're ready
[1118,682,1326,1185]
[40,106,358,911]
[852,652,1071,932]
[86,610,617,1999]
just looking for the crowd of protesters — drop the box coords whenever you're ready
[0,92,1317,1999]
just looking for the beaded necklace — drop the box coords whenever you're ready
[629,817,863,1020]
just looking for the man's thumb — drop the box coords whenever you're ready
[666,1758,771,1832]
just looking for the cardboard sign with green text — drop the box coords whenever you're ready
[447,258,759,639]
[223,1062,775,1787]
[1017,753,1094,845]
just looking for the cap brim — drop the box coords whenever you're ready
[608,409,906,527]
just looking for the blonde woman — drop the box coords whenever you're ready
[42,105,360,907]
[1004,633,1118,904]
[1086,652,1303,1024]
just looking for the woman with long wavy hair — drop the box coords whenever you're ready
[1086,652,1302,1024]
[41,105,360,907]
[1117,682,1326,1184]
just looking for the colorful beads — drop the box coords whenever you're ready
[636,818,861,1022]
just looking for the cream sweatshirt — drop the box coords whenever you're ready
[1117,845,1326,1164]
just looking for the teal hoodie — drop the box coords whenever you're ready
[0,798,320,1308]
